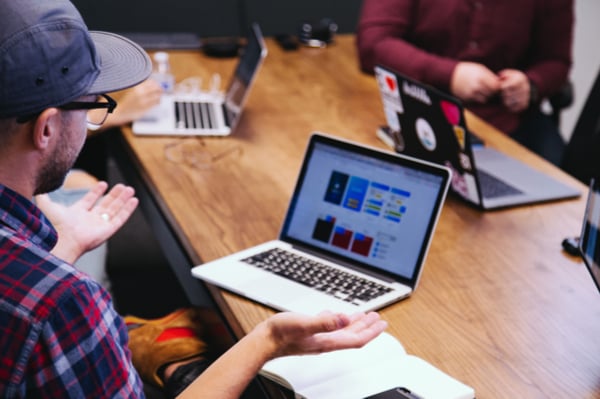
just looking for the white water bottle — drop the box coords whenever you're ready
[152,52,174,93]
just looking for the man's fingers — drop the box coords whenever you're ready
[75,181,109,210]
[94,184,136,214]
[107,197,139,228]
[345,312,386,333]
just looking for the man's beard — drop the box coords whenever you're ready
[34,111,86,195]
[34,154,75,195]
[34,126,79,195]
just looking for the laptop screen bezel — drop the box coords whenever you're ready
[579,178,600,293]
[223,22,268,130]
[278,132,452,287]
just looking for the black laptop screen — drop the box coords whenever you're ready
[580,179,600,292]
[280,134,450,283]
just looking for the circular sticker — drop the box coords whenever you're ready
[415,118,436,151]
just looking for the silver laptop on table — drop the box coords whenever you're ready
[374,65,580,210]
[192,133,451,315]
[132,23,267,136]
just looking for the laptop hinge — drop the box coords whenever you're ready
[222,103,231,128]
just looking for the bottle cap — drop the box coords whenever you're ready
[153,51,169,63]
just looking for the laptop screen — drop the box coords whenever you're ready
[374,65,482,206]
[224,23,267,128]
[280,134,450,284]
[580,178,600,292]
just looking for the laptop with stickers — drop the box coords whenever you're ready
[191,133,451,314]
[132,23,267,136]
[374,65,580,210]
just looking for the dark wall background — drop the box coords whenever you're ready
[72,0,364,38]
[245,0,363,36]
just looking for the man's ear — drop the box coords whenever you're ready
[31,108,60,150]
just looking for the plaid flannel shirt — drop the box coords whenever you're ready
[0,184,144,398]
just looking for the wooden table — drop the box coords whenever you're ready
[113,35,600,398]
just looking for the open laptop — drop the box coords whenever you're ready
[374,65,580,210]
[579,178,600,293]
[132,23,267,136]
[191,133,451,314]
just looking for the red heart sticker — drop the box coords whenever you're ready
[440,100,460,126]
[385,75,396,92]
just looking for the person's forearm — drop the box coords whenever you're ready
[176,322,275,399]
[356,0,456,89]
[525,62,570,100]
[50,240,82,264]
[525,0,573,97]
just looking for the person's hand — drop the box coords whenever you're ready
[100,79,163,130]
[175,311,386,398]
[450,62,501,103]
[261,311,388,359]
[498,69,531,113]
[36,182,139,263]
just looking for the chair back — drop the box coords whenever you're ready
[562,67,600,183]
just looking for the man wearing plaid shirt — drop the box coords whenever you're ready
[0,0,151,396]
[0,1,387,398]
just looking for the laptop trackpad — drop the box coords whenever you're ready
[210,262,360,314]
[474,146,579,201]
[475,147,555,191]
[205,263,326,310]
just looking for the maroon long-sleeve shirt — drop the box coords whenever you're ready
[356,0,574,134]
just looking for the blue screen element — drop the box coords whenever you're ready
[343,176,369,212]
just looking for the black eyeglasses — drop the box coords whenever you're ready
[16,93,117,130]
[60,93,117,130]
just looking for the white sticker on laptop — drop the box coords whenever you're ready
[415,118,436,151]
[376,69,403,113]
[459,152,472,171]
[383,104,401,132]
[448,164,479,203]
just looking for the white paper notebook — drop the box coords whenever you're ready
[260,332,475,399]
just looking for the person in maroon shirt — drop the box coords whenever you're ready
[356,0,574,165]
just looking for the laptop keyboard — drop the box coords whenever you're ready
[174,101,217,130]
[477,169,523,199]
[242,248,394,306]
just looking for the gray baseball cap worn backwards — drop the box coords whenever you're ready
[0,0,152,119]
